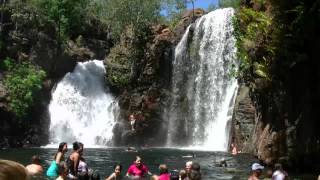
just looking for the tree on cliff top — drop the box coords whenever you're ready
[29,0,90,43]
[95,0,191,41]
[97,0,162,41]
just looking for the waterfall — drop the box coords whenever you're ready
[167,8,238,151]
[48,60,118,147]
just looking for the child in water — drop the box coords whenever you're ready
[106,164,122,180]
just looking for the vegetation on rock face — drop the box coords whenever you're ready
[230,0,320,87]
[103,0,189,89]
[1,57,46,119]
[233,7,273,82]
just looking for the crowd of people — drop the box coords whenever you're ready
[0,142,203,180]
[248,162,290,180]
[0,141,297,180]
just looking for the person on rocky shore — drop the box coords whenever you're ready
[25,155,43,176]
[129,114,136,131]
[248,163,264,180]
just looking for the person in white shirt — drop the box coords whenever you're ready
[272,163,289,180]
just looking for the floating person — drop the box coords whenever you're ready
[126,146,138,152]
[25,155,44,176]
[47,142,68,178]
[0,160,30,180]
[105,164,122,180]
[218,158,228,167]
[272,163,289,180]
[248,163,264,180]
[126,156,152,178]
[182,153,195,158]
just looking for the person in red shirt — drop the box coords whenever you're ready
[152,164,170,180]
[126,156,152,178]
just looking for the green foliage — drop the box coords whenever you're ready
[233,8,273,81]
[162,1,184,27]
[105,27,139,88]
[0,57,15,71]
[29,0,90,42]
[109,69,131,88]
[2,58,46,118]
[96,0,162,41]
[219,0,241,9]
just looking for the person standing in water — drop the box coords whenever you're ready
[47,142,68,178]
[272,163,289,180]
[106,164,122,180]
[77,142,89,179]
[248,163,264,180]
[25,155,44,176]
[67,141,83,179]
[126,156,152,178]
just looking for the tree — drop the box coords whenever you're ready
[219,0,241,8]
[30,0,90,43]
[97,0,162,41]
[1,58,46,119]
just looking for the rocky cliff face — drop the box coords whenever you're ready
[108,24,174,146]
[230,0,320,172]
[108,9,206,146]
[232,78,320,172]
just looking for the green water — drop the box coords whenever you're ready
[0,147,258,179]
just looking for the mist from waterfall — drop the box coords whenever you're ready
[167,8,238,151]
[48,60,118,147]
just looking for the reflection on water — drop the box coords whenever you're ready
[0,148,256,179]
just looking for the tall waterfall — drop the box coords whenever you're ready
[167,8,238,151]
[48,60,118,146]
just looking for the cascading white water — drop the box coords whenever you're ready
[167,8,238,151]
[48,60,118,147]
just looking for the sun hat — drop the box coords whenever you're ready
[251,163,264,171]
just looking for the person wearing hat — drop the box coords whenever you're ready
[248,163,264,180]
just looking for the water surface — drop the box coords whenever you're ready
[0,147,256,179]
